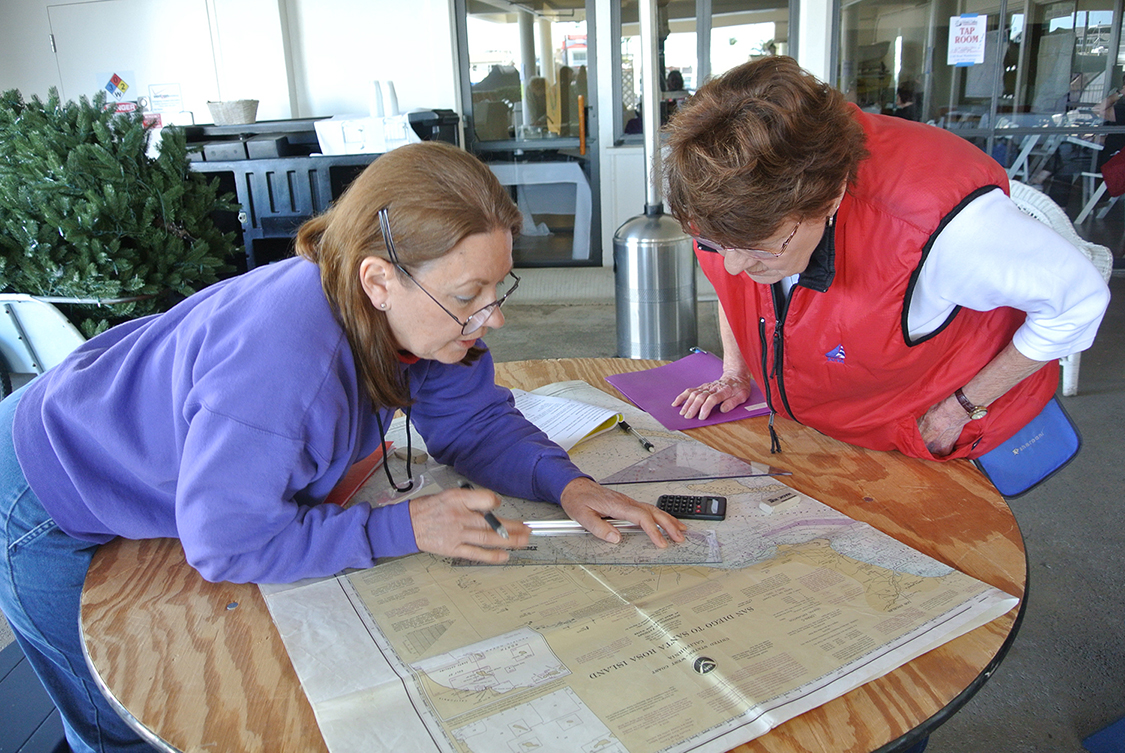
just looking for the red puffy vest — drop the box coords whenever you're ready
[698,107,1058,460]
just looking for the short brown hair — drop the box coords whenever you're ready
[663,56,868,246]
[294,142,522,408]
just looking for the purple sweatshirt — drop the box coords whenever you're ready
[13,258,583,583]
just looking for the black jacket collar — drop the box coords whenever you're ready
[793,223,836,293]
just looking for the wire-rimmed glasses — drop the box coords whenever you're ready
[692,219,802,260]
[378,207,520,336]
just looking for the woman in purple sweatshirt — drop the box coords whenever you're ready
[0,141,684,752]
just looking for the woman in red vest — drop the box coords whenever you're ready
[663,56,1109,460]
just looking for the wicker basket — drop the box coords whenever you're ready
[206,99,259,126]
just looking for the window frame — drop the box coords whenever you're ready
[612,0,801,145]
[835,0,1125,179]
[454,0,598,154]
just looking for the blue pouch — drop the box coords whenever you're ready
[973,397,1082,498]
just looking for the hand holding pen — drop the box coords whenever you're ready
[407,482,529,564]
[461,483,507,539]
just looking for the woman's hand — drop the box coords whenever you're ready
[917,395,970,457]
[559,477,687,548]
[918,346,1047,457]
[672,373,754,421]
[409,486,530,564]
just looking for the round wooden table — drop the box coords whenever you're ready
[80,358,1025,753]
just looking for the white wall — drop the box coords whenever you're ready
[284,0,460,117]
[208,0,294,119]
[0,0,459,123]
[0,0,66,98]
[797,0,834,80]
[0,0,290,122]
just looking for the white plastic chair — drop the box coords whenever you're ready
[1075,169,1119,224]
[1008,180,1114,396]
[0,294,86,395]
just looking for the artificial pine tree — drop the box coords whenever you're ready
[0,87,238,336]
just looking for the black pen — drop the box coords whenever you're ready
[618,420,655,452]
[461,482,508,539]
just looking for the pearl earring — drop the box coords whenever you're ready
[380,303,388,310]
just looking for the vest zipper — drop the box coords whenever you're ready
[765,283,801,453]
[771,284,797,418]
[758,317,782,453]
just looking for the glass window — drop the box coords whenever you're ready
[1003,2,1117,118]
[710,20,789,77]
[457,0,596,267]
[838,0,1125,222]
[839,0,931,120]
[617,0,792,141]
[462,3,589,145]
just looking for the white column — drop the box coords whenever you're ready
[519,10,537,134]
[796,0,834,81]
[538,19,556,86]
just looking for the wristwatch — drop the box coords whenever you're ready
[954,388,988,420]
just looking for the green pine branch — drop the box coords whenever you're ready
[0,87,239,336]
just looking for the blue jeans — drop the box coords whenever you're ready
[0,386,149,752]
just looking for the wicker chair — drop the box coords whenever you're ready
[1008,180,1114,396]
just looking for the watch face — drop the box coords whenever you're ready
[955,389,987,420]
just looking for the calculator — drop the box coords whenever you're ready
[656,494,727,521]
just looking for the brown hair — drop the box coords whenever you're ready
[663,56,868,246]
[294,141,522,408]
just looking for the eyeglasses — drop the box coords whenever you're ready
[692,219,802,260]
[378,208,520,336]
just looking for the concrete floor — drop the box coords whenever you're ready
[2,265,1121,753]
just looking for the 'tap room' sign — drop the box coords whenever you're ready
[948,14,987,66]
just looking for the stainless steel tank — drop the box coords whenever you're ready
[614,212,696,359]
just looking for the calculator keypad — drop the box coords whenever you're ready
[657,495,727,520]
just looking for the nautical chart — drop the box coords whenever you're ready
[451,687,625,753]
[411,627,568,694]
[597,440,771,484]
[324,499,1016,753]
[260,380,1020,753]
[468,528,722,566]
[592,475,956,577]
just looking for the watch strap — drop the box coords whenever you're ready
[954,388,988,420]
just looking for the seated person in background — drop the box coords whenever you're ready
[625,99,644,134]
[0,141,685,753]
[1094,83,1125,168]
[525,76,548,127]
[663,69,690,123]
[891,82,921,121]
[666,69,687,95]
[663,57,1110,461]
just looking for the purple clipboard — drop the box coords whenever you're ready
[605,350,770,431]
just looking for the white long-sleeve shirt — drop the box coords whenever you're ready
[786,188,1110,359]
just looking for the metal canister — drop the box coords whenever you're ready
[614,211,697,359]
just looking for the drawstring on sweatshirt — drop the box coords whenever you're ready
[375,403,415,492]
